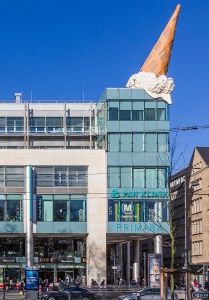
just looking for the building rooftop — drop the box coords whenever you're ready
[196,147,209,166]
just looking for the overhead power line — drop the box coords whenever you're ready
[171,124,209,132]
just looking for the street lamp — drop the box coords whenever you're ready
[184,175,199,300]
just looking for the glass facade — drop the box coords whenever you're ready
[108,167,168,188]
[0,116,91,134]
[36,166,88,187]
[108,100,168,121]
[0,195,23,222]
[37,194,86,222]
[0,167,25,187]
[99,89,170,234]
[108,132,169,153]
[108,199,168,222]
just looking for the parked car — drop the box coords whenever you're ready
[41,286,96,300]
[64,286,96,299]
[118,287,178,300]
[40,290,69,300]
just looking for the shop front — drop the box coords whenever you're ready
[0,236,87,284]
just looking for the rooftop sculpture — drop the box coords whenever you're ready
[127,4,181,104]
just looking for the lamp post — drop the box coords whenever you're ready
[184,175,199,300]
[184,176,189,300]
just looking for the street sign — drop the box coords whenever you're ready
[25,269,39,291]
[112,266,117,270]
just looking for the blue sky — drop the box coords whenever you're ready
[0,0,208,167]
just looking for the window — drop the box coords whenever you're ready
[0,195,5,221]
[0,118,6,132]
[191,198,202,214]
[145,133,157,152]
[144,108,155,120]
[191,219,202,234]
[108,167,120,188]
[146,168,157,188]
[36,166,87,187]
[7,117,24,132]
[192,178,202,191]
[108,167,168,188]
[68,167,87,186]
[67,117,83,132]
[121,167,132,188]
[53,195,68,222]
[158,133,168,152]
[109,108,118,120]
[70,196,86,222]
[120,134,132,152]
[132,110,143,120]
[54,167,67,186]
[6,195,23,222]
[36,167,54,187]
[5,167,24,187]
[133,133,144,152]
[108,199,144,222]
[158,168,167,188]
[192,241,203,256]
[30,117,45,133]
[46,117,62,132]
[145,202,155,222]
[108,134,119,152]
[37,194,86,222]
[84,117,90,131]
[119,110,131,120]
[43,195,53,221]
[133,168,145,188]
[157,108,166,121]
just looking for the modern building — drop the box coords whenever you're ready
[0,2,182,287]
[0,89,170,286]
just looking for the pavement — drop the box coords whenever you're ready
[0,291,24,299]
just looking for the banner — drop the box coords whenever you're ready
[25,269,39,291]
[148,254,162,287]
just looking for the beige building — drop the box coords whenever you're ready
[188,147,209,268]
[168,147,209,282]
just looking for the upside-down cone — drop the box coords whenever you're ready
[140,4,181,76]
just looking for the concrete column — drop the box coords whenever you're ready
[25,165,34,267]
[126,241,131,285]
[133,240,140,283]
[86,155,107,286]
[154,202,163,255]
[154,235,162,255]
[119,243,123,278]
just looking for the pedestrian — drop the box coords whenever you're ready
[100,279,105,288]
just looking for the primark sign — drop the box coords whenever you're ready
[108,222,170,234]
[111,189,169,199]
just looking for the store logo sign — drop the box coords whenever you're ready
[121,203,132,214]
[111,189,169,199]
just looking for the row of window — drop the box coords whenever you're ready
[0,237,86,258]
[191,219,202,235]
[191,198,202,214]
[108,100,168,120]
[109,107,167,121]
[0,194,86,222]
[108,199,168,222]
[0,117,91,133]
[37,195,86,222]
[0,166,88,188]
[108,133,168,153]
[192,241,203,256]
[108,167,168,188]
[36,166,88,187]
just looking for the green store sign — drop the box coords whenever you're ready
[111,189,169,199]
